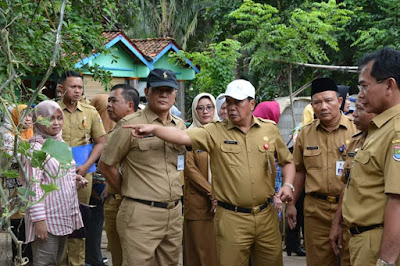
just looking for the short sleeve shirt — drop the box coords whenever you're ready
[342,104,400,227]
[100,107,186,201]
[186,117,293,207]
[59,101,106,147]
[293,114,357,195]
[341,131,366,184]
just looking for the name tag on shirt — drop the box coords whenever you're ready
[336,160,344,176]
[224,140,238,145]
[306,146,319,150]
[177,154,185,170]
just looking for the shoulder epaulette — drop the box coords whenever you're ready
[171,114,185,123]
[80,102,96,110]
[395,116,400,132]
[257,117,276,125]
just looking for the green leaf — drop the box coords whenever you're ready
[41,138,73,164]
[17,187,26,196]
[18,140,31,156]
[31,150,47,168]
[40,183,59,193]
[36,116,51,127]
[4,170,19,179]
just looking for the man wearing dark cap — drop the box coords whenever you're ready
[123,79,296,266]
[98,68,186,266]
[286,77,357,266]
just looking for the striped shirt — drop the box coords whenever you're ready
[23,141,83,243]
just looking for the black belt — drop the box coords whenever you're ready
[309,192,340,203]
[349,224,383,235]
[217,199,271,214]
[126,197,179,209]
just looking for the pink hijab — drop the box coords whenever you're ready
[253,101,281,123]
[30,100,64,144]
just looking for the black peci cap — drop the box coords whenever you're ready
[311,78,338,97]
[147,68,178,89]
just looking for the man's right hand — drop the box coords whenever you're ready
[122,124,157,138]
[286,204,297,230]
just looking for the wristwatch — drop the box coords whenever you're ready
[376,258,395,266]
[283,182,295,192]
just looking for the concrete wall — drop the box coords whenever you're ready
[277,99,311,145]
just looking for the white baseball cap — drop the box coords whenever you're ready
[217,79,255,100]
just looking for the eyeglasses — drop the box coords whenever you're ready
[357,78,388,92]
[196,105,214,113]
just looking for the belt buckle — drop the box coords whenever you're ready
[327,195,336,203]
[115,194,122,200]
[167,202,175,209]
[251,206,260,214]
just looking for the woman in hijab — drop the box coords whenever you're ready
[216,93,228,120]
[338,85,351,113]
[22,100,86,265]
[184,93,219,266]
[1,104,34,264]
[253,101,281,124]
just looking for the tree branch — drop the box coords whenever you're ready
[23,0,66,119]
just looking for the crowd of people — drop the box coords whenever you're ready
[1,46,400,266]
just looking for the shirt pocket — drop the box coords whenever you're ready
[303,149,322,169]
[259,143,276,172]
[220,143,241,167]
[137,138,164,151]
[78,119,92,131]
[352,150,370,185]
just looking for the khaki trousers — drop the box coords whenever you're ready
[214,204,283,266]
[104,196,122,266]
[183,219,217,266]
[304,194,351,266]
[32,233,67,266]
[60,173,92,266]
[117,198,182,266]
[349,227,400,266]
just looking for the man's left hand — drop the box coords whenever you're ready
[329,222,343,256]
[277,186,293,203]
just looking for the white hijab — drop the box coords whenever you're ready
[189,93,219,129]
[188,93,219,184]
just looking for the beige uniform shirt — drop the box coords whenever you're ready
[293,114,357,195]
[59,101,106,147]
[186,117,293,208]
[100,107,186,201]
[341,131,366,184]
[343,104,400,227]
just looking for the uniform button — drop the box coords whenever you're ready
[248,150,251,153]
[250,165,253,168]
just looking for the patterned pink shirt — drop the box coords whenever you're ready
[23,141,83,243]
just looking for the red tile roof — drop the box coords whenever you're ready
[130,37,181,60]
[102,31,122,43]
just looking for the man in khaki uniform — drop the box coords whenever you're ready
[286,77,357,266]
[342,47,400,266]
[98,69,186,266]
[329,97,376,257]
[57,71,106,266]
[124,79,296,266]
[103,84,139,266]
